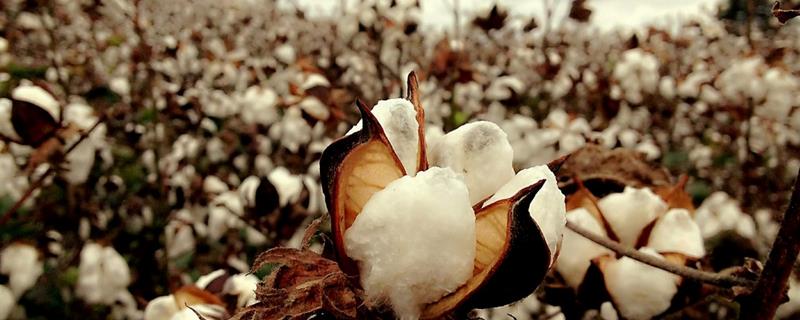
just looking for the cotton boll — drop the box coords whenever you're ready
[598,187,667,246]
[298,97,330,121]
[11,85,60,121]
[274,44,296,64]
[347,99,419,175]
[556,208,613,289]
[0,285,13,320]
[165,221,195,258]
[600,301,619,320]
[483,165,566,263]
[203,176,228,194]
[224,273,258,308]
[648,209,704,258]
[144,295,180,320]
[267,167,303,207]
[170,304,225,320]
[344,167,475,319]
[429,121,515,205]
[0,243,43,298]
[239,86,279,126]
[602,248,680,320]
[76,243,132,305]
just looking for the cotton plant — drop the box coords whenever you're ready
[319,73,567,318]
[555,182,705,319]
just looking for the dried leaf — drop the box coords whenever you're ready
[473,5,507,31]
[654,175,695,212]
[301,217,323,250]
[773,1,800,24]
[242,247,360,320]
[568,0,592,22]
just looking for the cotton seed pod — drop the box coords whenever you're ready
[321,72,564,318]
[554,169,704,319]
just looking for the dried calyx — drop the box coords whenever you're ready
[320,72,566,318]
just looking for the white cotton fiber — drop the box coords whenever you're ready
[484,165,566,264]
[347,99,420,175]
[556,208,612,289]
[602,248,680,320]
[11,85,60,120]
[344,167,475,319]
[648,209,705,258]
[429,121,515,205]
[598,187,667,246]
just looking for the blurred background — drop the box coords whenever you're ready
[1,0,800,319]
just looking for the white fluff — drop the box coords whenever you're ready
[484,165,566,264]
[556,208,613,289]
[76,243,132,305]
[348,98,420,175]
[143,295,180,320]
[344,167,475,319]
[267,167,304,207]
[602,248,679,320]
[429,121,515,205]
[598,187,667,246]
[0,285,13,320]
[648,209,705,258]
[0,243,43,298]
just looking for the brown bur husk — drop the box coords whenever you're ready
[319,72,427,276]
[319,99,406,275]
[422,180,551,318]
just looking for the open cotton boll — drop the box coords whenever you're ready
[429,121,515,205]
[483,165,566,263]
[344,167,475,319]
[267,167,304,207]
[598,187,667,246]
[144,295,180,320]
[647,209,705,258]
[11,85,60,120]
[347,99,420,175]
[76,243,132,305]
[0,243,43,298]
[602,248,680,320]
[557,208,613,289]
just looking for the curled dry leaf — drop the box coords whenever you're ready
[233,247,359,320]
[773,1,800,24]
[557,144,671,195]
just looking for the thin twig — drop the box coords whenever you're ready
[566,220,755,288]
[739,167,800,320]
[0,116,105,226]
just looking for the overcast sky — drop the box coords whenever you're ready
[289,0,723,31]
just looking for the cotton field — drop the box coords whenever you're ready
[1,0,800,319]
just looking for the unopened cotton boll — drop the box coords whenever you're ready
[602,248,680,319]
[598,187,667,246]
[483,165,566,264]
[347,99,420,175]
[429,121,515,205]
[344,167,475,319]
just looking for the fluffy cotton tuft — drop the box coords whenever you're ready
[347,99,420,175]
[602,248,680,320]
[344,167,475,319]
[76,243,132,305]
[0,285,13,320]
[429,121,515,205]
[598,187,667,246]
[556,208,613,289]
[484,165,566,263]
[647,209,705,258]
[0,243,43,298]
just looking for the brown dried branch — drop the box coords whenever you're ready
[739,167,800,320]
[566,220,755,288]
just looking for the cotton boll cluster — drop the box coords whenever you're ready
[555,184,705,319]
[612,49,660,104]
[694,191,756,240]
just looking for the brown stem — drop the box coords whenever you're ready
[0,116,105,226]
[739,167,800,320]
[566,220,755,288]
